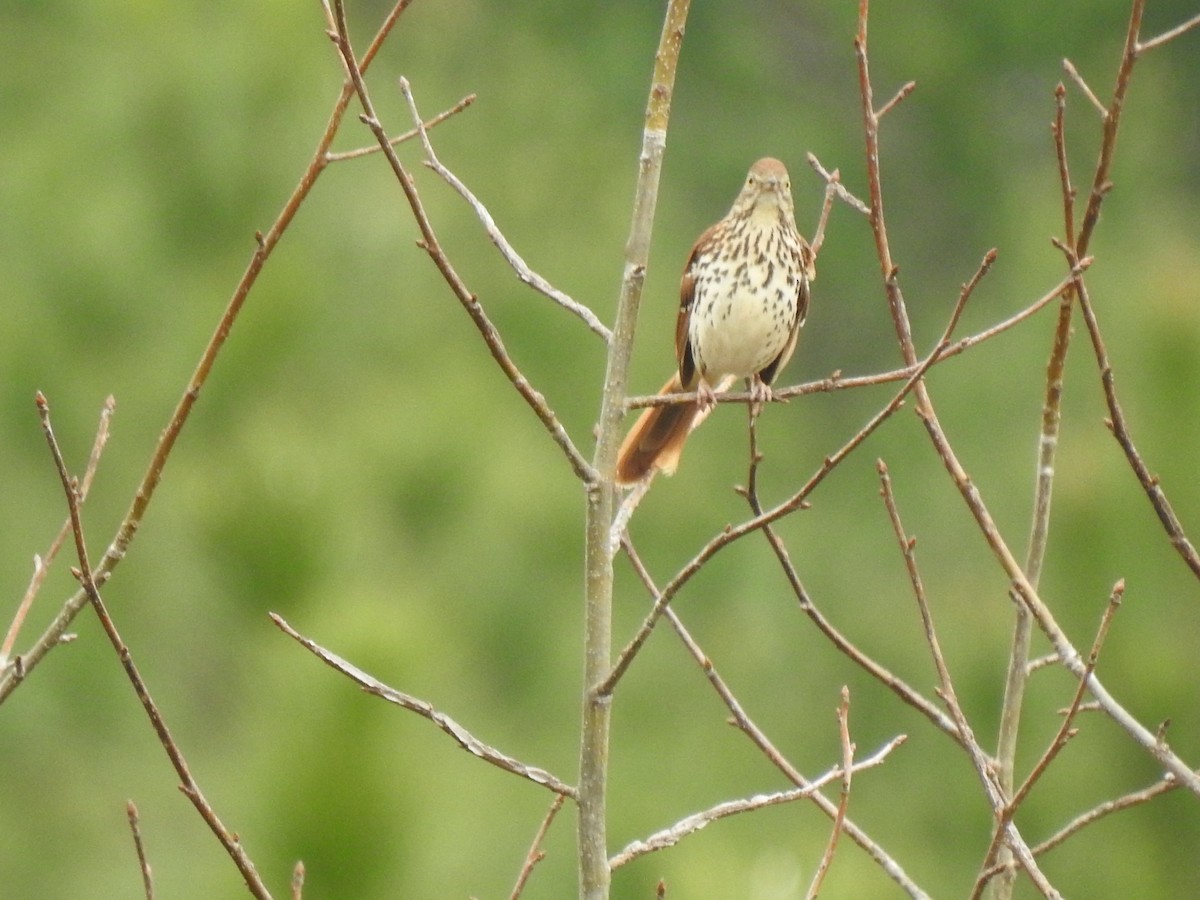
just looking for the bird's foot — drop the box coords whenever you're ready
[748,377,773,417]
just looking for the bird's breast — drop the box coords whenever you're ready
[688,229,804,382]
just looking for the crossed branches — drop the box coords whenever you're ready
[6,1,1199,898]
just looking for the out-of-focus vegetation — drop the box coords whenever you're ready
[2,1,1198,897]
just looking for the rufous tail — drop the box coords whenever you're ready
[615,373,701,486]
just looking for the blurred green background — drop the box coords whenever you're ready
[2,1,1199,897]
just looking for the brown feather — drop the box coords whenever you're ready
[615,373,701,485]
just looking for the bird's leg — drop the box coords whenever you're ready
[696,380,718,413]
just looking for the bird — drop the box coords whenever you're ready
[615,157,815,485]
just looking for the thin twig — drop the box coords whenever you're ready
[327,1,594,484]
[808,170,840,256]
[1076,0,1144,253]
[620,537,927,899]
[1060,239,1200,580]
[806,687,854,899]
[0,0,433,705]
[127,801,155,900]
[271,613,576,798]
[976,775,1181,887]
[2,395,113,666]
[807,152,871,215]
[396,80,611,343]
[510,794,567,900]
[1136,11,1200,52]
[876,80,917,119]
[36,393,273,899]
[325,93,476,162]
[291,862,305,900]
[608,737,901,870]
[1032,775,1179,856]
[1061,59,1107,117]
[857,0,1200,801]
[1018,581,1123,804]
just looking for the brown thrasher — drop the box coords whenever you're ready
[616,157,815,485]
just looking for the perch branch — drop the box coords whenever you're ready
[625,261,1073,411]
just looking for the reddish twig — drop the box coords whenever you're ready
[127,800,155,900]
[806,687,855,899]
[3,395,113,666]
[1059,238,1200,580]
[0,0,454,704]
[36,393,272,899]
[509,795,567,900]
[326,1,594,483]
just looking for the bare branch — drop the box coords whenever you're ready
[806,687,855,899]
[127,801,155,900]
[876,80,917,119]
[807,152,871,215]
[394,79,611,343]
[271,613,576,798]
[0,0,422,705]
[327,2,595,484]
[36,393,272,899]
[291,862,305,900]
[1061,243,1200,580]
[1032,776,1180,856]
[1136,12,1200,53]
[510,795,567,900]
[608,736,902,870]
[1061,59,1107,117]
[325,93,476,162]
[3,395,113,667]
[1013,582,1124,808]
[620,538,928,899]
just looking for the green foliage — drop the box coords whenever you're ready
[2,1,1199,897]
